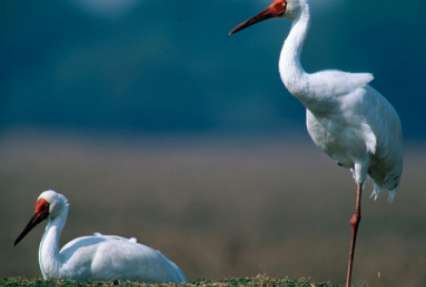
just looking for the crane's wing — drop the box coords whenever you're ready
[93,232,138,243]
[90,240,187,283]
[59,235,186,283]
[308,70,374,97]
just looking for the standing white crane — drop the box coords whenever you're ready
[229,0,403,286]
[14,190,187,283]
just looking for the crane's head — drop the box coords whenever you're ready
[229,0,304,35]
[14,190,69,246]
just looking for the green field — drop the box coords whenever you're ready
[0,276,337,287]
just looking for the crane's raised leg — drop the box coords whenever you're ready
[345,183,363,287]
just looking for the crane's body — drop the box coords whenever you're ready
[230,0,403,286]
[305,85,402,198]
[15,190,186,283]
[277,3,403,198]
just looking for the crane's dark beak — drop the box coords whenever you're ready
[229,0,287,35]
[14,201,49,246]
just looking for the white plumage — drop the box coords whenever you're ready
[230,0,403,286]
[15,190,186,283]
[277,2,403,199]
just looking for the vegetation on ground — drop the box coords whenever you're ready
[0,276,338,287]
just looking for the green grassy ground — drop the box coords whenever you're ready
[0,276,337,287]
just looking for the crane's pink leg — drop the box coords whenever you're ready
[344,183,363,287]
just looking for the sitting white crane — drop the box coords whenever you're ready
[229,0,403,286]
[14,190,187,283]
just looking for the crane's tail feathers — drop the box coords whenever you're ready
[369,187,380,201]
[370,183,397,203]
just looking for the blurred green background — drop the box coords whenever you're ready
[1,0,425,286]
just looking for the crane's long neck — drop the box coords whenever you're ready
[39,206,68,279]
[279,3,310,99]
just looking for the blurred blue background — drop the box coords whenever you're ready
[1,0,425,138]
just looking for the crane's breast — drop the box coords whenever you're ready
[306,110,369,168]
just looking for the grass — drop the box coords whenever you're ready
[0,276,338,287]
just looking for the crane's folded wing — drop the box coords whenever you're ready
[308,71,374,97]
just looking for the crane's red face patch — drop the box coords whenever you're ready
[35,198,49,215]
[270,0,287,16]
[229,0,287,35]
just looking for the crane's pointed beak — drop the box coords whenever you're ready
[229,1,287,35]
[14,205,49,246]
